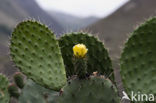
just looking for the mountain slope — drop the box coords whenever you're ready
[86,0,156,60]
[48,10,99,32]
[0,0,64,35]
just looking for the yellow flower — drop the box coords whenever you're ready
[73,44,88,58]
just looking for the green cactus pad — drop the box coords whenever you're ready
[0,74,10,103]
[19,79,58,103]
[56,76,120,103]
[8,84,20,99]
[120,18,156,98]
[10,20,67,91]
[59,33,113,78]
[13,72,25,89]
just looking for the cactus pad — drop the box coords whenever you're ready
[13,72,25,89]
[0,74,10,103]
[56,76,120,103]
[59,33,113,78]
[120,18,156,97]
[8,84,20,99]
[19,79,58,103]
[10,20,67,91]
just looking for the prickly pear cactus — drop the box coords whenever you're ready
[10,20,67,91]
[0,74,10,103]
[13,72,25,89]
[73,57,87,79]
[56,76,120,103]
[59,33,113,78]
[8,83,20,99]
[19,79,58,103]
[120,18,156,99]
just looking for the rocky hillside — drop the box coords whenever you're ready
[86,0,156,61]
[0,0,64,35]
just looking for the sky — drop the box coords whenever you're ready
[36,0,129,18]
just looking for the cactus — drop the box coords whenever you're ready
[13,72,25,89]
[120,18,156,99]
[0,74,10,103]
[8,20,118,103]
[72,57,88,79]
[10,20,67,91]
[19,79,58,103]
[72,44,88,79]
[59,33,113,79]
[8,83,20,99]
[3,18,153,103]
[56,76,120,103]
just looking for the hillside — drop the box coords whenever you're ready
[48,10,99,32]
[0,0,64,35]
[86,0,156,61]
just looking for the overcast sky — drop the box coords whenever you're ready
[36,0,129,18]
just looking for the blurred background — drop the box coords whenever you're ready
[0,0,156,80]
